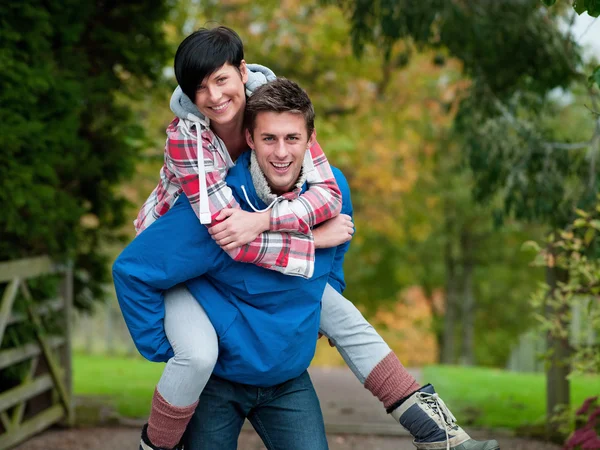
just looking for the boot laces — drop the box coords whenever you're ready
[417,392,458,450]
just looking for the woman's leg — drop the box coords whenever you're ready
[319,284,499,450]
[319,283,419,407]
[144,284,218,449]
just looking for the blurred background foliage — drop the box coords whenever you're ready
[2,0,599,375]
[0,1,175,310]
[118,0,599,372]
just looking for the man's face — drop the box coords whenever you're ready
[246,111,315,195]
[194,62,248,127]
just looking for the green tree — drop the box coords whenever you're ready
[327,0,595,431]
[0,1,173,310]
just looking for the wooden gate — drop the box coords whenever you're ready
[0,256,74,450]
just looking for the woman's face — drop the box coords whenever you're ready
[194,61,248,128]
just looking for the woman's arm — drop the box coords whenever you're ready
[210,139,342,278]
[166,119,316,277]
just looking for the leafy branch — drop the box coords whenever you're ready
[543,0,600,96]
[525,200,600,374]
[542,0,600,18]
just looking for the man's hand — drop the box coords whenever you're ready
[318,332,336,347]
[209,209,270,251]
[313,214,354,249]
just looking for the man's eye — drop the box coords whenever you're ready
[288,136,299,141]
[263,137,274,141]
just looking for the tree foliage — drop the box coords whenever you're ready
[325,0,577,92]
[526,199,600,444]
[324,4,599,426]
[0,1,173,310]
[323,0,591,225]
[572,0,600,17]
[526,202,600,376]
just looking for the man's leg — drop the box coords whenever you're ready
[248,371,328,450]
[182,376,248,450]
[142,285,219,450]
[320,283,499,450]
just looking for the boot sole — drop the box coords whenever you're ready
[454,443,500,450]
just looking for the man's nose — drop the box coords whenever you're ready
[273,140,288,158]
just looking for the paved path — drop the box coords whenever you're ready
[310,366,415,436]
[14,427,562,450]
[14,367,561,450]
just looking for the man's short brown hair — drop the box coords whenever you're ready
[244,78,315,138]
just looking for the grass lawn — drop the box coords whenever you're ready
[74,353,164,419]
[74,353,600,430]
[422,365,600,430]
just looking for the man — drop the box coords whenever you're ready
[113,78,354,450]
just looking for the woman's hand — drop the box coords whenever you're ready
[209,209,270,251]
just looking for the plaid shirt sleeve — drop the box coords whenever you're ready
[269,139,342,234]
[134,138,187,235]
[135,118,316,278]
[134,185,161,234]
[169,123,237,219]
[133,118,236,234]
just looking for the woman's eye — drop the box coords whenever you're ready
[217,77,227,84]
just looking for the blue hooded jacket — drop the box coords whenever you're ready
[113,151,352,387]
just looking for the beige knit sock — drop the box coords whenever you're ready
[364,351,420,409]
[147,387,198,449]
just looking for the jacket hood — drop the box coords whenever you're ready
[169,63,276,124]
[226,150,309,214]
[227,151,261,208]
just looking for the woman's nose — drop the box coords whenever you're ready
[207,84,222,102]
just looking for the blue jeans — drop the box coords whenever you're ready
[182,371,328,450]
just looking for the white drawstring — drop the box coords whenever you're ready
[417,392,457,450]
[191,122,212,224]
[241,185,279,212]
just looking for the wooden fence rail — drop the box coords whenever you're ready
[0,256,73,450]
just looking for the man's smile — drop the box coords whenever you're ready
[270,162,293,173]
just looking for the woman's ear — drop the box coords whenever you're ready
[239,60,248,84]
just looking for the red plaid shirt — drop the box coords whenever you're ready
[134,117,342,278]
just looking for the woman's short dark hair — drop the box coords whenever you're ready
[245,78,315,139]
[174,26,244,100]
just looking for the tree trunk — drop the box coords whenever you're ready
[460,229,476,366]
[545,264,571,439]
[442,234,458,364]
